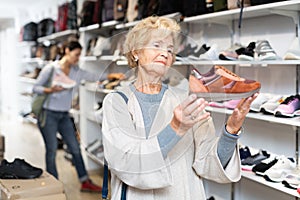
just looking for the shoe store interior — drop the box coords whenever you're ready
[0,0,300,199]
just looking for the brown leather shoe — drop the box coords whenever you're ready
[189,66,260,101]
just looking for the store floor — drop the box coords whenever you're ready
[0,114,103,200]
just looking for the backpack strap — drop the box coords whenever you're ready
[102,91,128,200]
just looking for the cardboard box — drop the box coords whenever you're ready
[0,171,64,200]
[18,193,67,200]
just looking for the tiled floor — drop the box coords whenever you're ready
[0,114,103,200]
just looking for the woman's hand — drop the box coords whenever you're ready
[171,94,210,136]
[226,93,259,134]
[44,85,65,94]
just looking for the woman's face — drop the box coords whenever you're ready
[136,34,174,77]
[66,48,81,65]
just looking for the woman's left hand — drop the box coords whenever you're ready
[226,93,259,134]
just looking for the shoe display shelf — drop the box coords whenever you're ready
[183,0,300,26]
[78,24,130,170]
[77,0,300,196]
[37,29,78,43]
[181,0,300,199]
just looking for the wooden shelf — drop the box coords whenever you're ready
[205,106,300,127]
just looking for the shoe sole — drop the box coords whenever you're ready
[192,88,260,102]
[80,189,102,193]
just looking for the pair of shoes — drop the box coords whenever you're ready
[274,94,300,117]
[0,158,43,179]
[52,71,76,89]
[255,40,278,61]
[264,156,296,183]
[260,95,286,114]
[81,179,102,193]
[189,65,261,101]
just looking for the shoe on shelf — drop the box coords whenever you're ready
[198,44,219,60]
[52,71,76,89]
[238,42,255,61]
[282,170,300,189]
[219,43,244,61]
[252,156,278,176]
[241,149,270,166]
[0,158,43,179]
[264,156,296,183]
[250,93,272,112]
[255,40,278,61]
[189,66,261,101]
[274,94,300,117]
[81,179,102,193]
[260,95,286,115]
[283,38,300,60]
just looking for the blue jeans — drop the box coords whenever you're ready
[38,109,88,182]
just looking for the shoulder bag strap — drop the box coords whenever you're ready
[102,91,128,200]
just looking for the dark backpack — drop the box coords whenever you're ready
[80,0,96,27]
[157,0,181,16]
[67,0,78,30]
[37,18,55,38]
[22,22,38,41]
[102,0,115,22]
[182,0,207,17]
[136,0,159,20]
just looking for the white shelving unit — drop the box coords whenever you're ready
[75,1,300,199]
[176,1,300,200]
[37,29,78,43]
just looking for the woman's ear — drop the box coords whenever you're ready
[132,51,139,62]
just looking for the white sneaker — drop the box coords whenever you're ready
[52,71,76,89]
[283,37,300,60]
[250,93,272,112]
[264,156,296,182]
[260,95,286,114]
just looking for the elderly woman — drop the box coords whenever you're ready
[102,16,257,199]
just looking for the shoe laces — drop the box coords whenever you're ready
[215,65,241,79]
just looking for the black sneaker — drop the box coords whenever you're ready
[252,157,278,176]
[0,158,43,179]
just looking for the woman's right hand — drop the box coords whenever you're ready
[44,85,64,94]
[170,94,210,136]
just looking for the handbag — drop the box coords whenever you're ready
[31,67,55,122]
[102,91,128,200]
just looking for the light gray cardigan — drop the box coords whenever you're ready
[102,85,241,200]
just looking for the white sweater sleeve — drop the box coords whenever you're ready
[102,93,173,190]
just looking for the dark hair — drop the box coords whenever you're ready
[60,40,82,57]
